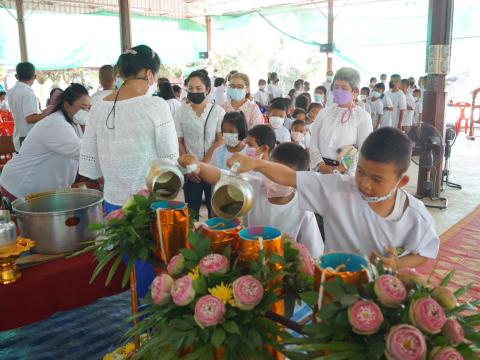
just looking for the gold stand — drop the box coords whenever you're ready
[129,266,140,351]
[0,238,35,285]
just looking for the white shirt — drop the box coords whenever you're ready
[387,90,407,128]
[283,116,295,130]
[79,95,179,206]
[0,111,81,198]
[309,104,373,171]
[210,144,247,170]
[296,172,440,259]
[414,100,423,124]
[403,92,415,127]
[321,81,333,96]
[369,98,384,127]
[357,100,371,115]
[244,174,324,258]
[254,89,269,107]
[174,102,225,160]
[166,98,182,117]
[273,125,291,143]
[267,83,283,99]
[0,100,9,110]
[381,94,393,127]
[213,86,227,106]
[7,81,40,151]
[90,89,112,105]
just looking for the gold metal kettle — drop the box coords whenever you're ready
[146,159,185,200]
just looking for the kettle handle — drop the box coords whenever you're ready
[179,163,198,175]
[1,196,12,212]
[230,162,240,176]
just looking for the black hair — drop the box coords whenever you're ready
[49,87,62,98]
[380,73,387,78]
[389,81,395,90]
[157,80,175,100]
[315,86,327,95]
[413,88,421,94]
[374,82,385,91]
[307,102,322,113]
[54,83,89,124]
[291,119,306,128]
[292,108,306,119]
[370,77,377,82]
[401,79,410,87]
[198,69,209,77]
[187,70,211,95]
[391,74,401,81]
[295,94,309,111]
[294,79,304,89]
[221,111,248,141]
[288,89,296,98]
[271,142,309,171]
[268,72,279,84]
[214,77,225,87]
[258,79,266,85]
[172,84,181,94]
[361,87,370,95]
[247,124,276,151]
[0,91,6,97]
[16,62,35,81]
[282,97,293,110]
[115,44,160,79]
[301,92,312,103]
[360,127,412,175]
[270,98,287,112]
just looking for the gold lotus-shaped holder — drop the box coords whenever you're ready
[0,237,35,285]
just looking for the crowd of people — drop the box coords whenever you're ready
[0,44,438,281]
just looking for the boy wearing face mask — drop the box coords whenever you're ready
[226,128,439,269]
[290,120,307,149]
[268,98,291,143]
[400,79,415,132]
[321,70,334,97]
[245,124,276,161]
[413,89,423,124]
[254,79,269,112]
[358,87,371,115]
[210,111,248,170]
[313,86,327,107]
[369,85,385,130]
[178,143,324,258]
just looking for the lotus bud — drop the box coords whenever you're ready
[431,287,458,310]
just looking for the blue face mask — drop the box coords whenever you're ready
[314,94,325,104]
[227,87,246,101]
[114,77,123,90]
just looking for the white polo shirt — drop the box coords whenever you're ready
[0,111,81,198]
[404,92,415,127]
[267,83,283,99]
[6,81,40,151]
[296,172,440,259]
[273,125,291,143]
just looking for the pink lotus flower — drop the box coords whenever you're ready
[442,318,464,346]
[232,275,264,310]
[194,295,226,328]
[167,254,185,277]
[397,268,425,289]
[385,324,427,360]
[136,189,150,198]
[429,347,464,360]
[348,300,383,335]
[151,273,174,305]
[431,287,458,310]
[105,209,126,222]
[409,297,446,334]
[198,254,229,276]
[171,275,195,306]
[374,275,407,308]
[294,243,316,276]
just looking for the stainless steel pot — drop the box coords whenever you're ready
[12,189,104,254]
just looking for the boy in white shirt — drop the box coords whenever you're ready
[178,143,324,258]
[254,79,269,112]
[369,86,384,130]
[376,82,393,128]
[226,127,440,269]
[413,89,423,124]
[400,79,415,132]
[387,74,407,129]
[290,120,307,149]
[268,98,292,143]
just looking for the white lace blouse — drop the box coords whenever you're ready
[79,95,179,205]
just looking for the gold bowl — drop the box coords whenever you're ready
[0,237,35,285]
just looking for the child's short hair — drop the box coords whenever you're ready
[292,108,306,119]
[361,87,370,95]
[401,79,409,87]
[270,98,287,112]
[222,111,248,141]
[248,125,276,151]
[214,77,225,87]
[0,91,6,97]
[307,102,322,113]
[295,95,309,111]
[315,86,327,95]
[172,84,181,94]
[413,89,421,95]
[258,79,266,85]
[360,127,412,175]
[374,83,385,91]
[291,119,306,129]
[271,143,309,171]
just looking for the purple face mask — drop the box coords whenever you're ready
[333,88,353,106]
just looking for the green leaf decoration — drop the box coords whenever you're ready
[299,291,319,307]
[223,321,241,335]
[454,283,473,298]
[193,276,208,295]
[105,254,124,286]
[318,302,342,320]
[211,327,226,348]
[439,270,456,287]
[339,294,359,307]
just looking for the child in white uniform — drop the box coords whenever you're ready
[178,143,324,258]
[226,127,439,269]
[268,98,291,144]
[413,89,423,124]
[400,79,415,132]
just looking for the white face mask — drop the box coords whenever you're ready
[264,177,294,198]
[359,180,401,203]
[223,133,240,148]
[359,94,367,101]
[269,116,284,129]
[246,146,262,159]
[371,91,381,99]
[73,109,89,126]
[146,82,157,96]
[259,85,266,91]
[413,96,420,102]
[291,131,304,142]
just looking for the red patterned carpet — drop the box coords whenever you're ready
[417,206,480,301]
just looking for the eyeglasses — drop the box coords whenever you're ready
[229,84,246,90]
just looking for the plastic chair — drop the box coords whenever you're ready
[454,102,471,134]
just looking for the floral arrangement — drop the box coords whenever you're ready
[284,262,480,360]
[123,231,316,360]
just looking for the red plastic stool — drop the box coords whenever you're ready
[454,102,470,135]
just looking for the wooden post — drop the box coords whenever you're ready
[327,0,334,72]
[119,0,132,52]
[129,266,140,350]
[417,0,454,196]
[15,0,28,62]
[206,15,212,65]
